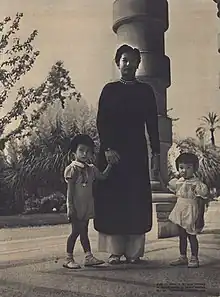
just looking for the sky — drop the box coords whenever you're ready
[1,0,220,143]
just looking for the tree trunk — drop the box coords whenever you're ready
[210,128,215,146]
[200,138,205,150]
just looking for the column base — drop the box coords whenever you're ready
[150,192,179,239]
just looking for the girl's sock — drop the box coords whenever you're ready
[191,255,199,260]
[85,251,93,258]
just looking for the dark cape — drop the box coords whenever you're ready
[93,80,160,235]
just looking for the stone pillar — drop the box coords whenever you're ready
[213,1,220,89]
[213,0,220,18]
[112,0,178,238]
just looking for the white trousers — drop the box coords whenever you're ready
[98,233,145,259]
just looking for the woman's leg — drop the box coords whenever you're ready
[98,234,125,264]
[125,234,145,263]
[108,235,126,264]
[107,235,125,257]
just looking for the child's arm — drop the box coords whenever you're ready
[159,173,179,193]
[64,165,77,221]
[195,182,209,211]
[195,182,209,230]
[66,181,76,221]
[92,164,112,180]
[195,182,209,199]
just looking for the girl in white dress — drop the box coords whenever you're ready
[167,153,208,268]
[63,134,113,269]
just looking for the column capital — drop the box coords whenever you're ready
[113,0,169,33]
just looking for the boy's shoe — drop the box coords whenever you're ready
[107,254,121,265]
[170,255,188,266]
[63,258,81,269]
[84,255,105,267]
[188,257,199,268]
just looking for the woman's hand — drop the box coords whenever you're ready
[173,172,181,179]
[105,149,120,165]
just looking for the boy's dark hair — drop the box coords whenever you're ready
[175,152,199,172]
[114,44,141,67]
[70,134,95,153]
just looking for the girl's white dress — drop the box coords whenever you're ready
[168,176,208,235]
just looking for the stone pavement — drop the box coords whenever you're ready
[0,201,220,297]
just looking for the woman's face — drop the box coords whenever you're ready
[118,52,139,79]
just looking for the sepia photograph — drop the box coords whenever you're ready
[0,1,220,296]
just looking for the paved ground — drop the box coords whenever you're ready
[0,201,220,297]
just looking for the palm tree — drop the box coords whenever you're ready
[200,112,220,146]
[196,126,206,149]
[167,108,180,123]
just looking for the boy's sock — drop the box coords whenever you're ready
[67,253,73,260]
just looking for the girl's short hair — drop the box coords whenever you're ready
[114,44,141,66]
[175,152,199,172]
[70,134,95,153]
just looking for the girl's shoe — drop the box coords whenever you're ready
[107,254,121,265]
[170,256,188,266]
[84,255,105,267]
[63,258,81,269]
[188,257,199,268]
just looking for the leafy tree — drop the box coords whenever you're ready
[0,13,81,149]
[0,13,83,212]
[0,13,39,145]
[1,60,81,146]
[0,13,39,107]
[167,107,179,123]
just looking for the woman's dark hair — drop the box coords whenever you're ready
[70,134,95,153]
[114,44,141,66]
[175,152,199,172]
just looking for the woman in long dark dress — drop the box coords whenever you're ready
[93,44,160,264]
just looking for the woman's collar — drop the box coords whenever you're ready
[119,77,137,85]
